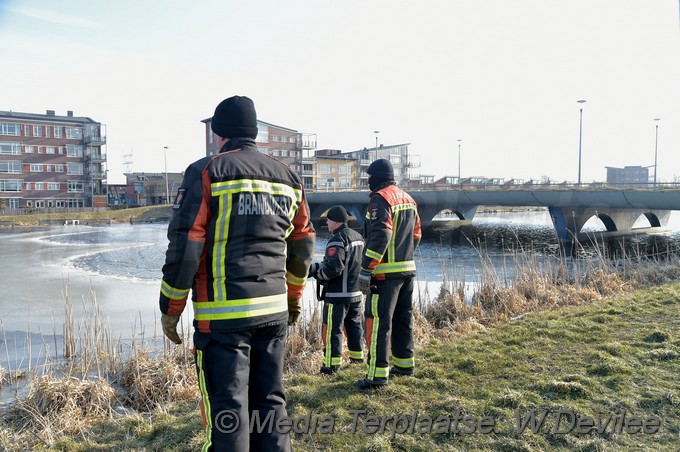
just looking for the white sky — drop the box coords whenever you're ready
[1,0,678,185]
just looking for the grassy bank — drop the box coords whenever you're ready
[0,205,172,227]
[3,281,676,451]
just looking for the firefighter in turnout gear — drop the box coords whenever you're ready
[159,96,315,451]
[357,158,422,390]
[308,205,364,374]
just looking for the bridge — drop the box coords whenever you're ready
[306,188,680,246]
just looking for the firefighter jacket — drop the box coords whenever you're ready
[159,138,316,332]
[314,224,364,303]
[362,182,422,280]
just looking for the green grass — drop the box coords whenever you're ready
[6,284,680,451]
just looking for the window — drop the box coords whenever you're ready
[273,135,280,142]
[0,123,21,136]
[46,165,52,172]
[48,182,60,190]
[25,145,35,154]
[55,164,64,172]
[256,123,269,143]
[0,161,21,174]
[0,142,22,155]
[68,198,84,207]
[33,125,42,137]
[0,179,23,192]
[46,146,56,154]
[34,200,45,208]
[30,164,43,172]
[55,200,66,208]
[67,163,83,175]
[289,136,296,144]
[317,164,331,174]
[66,128,82,139]
[66,145,83,157]
[7,198,19,208]
[35,183,45,190]
[67,181,84,192]
[281,150,288,157]
[339,166,352,175]
[45,126,51,138]
[54,127,62,138]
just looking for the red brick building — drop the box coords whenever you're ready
[0,109,107,209]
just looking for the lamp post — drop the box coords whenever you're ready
[163,146,170,204]
[373,130,380,161]
[457,139,462,184]
[576,99,587,186]
[653,118,661,187]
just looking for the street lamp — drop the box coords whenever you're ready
[576,99,587,186]
[653,118,661,187]
[163,146,170,204]
[457,139,462,184]
[373,130,380,161]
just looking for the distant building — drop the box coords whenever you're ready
[0,109,107,209]
[201,117,317,175]
[201,116,420,192]
[123,172,184,207]
[606,166,649,187]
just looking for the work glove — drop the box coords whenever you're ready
[308,262,320,279]
[161,314,182,344]
[288,297,302,326]
[358,268,372,295]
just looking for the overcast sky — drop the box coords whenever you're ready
[1,0,678,185]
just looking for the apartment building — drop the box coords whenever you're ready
[0,109,107,209]
[202,117,317,174]
[201,115,419,192]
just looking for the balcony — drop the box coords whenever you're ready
[87,152,107,162]
[85,135,107,145]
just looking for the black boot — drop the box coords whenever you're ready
[356,378,387,390]
[320,365,339,375]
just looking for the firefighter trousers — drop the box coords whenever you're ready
[194,322,291,452]
[364,276,415,382]
[322,300,363,367]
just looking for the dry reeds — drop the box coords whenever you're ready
[120,349,199,412]
[6,375,116,437]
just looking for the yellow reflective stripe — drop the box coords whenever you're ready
[161,280,190,299]
[392,355,415,368]
[373,261,417,274]
[330,357,342,366]
[197,350,213,452]
[211,179,300,201]
[349,350,364,360]
[193,294,287,321]
[365,211,370,220]
[374,367,389,378]
[212,183,233,301]
[365,248,382,260]
[367,292,380,380]
[324,304,333,367]
[286,271,306,287]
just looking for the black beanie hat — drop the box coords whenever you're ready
[211,96,258,139]
[327,205,349,223]
[367,158,394,180]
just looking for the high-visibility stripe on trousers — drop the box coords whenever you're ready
[363,276,415,383]
[322,301,363,367]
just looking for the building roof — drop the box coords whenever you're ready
[0,110,99,124]
[200,117,299,133]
